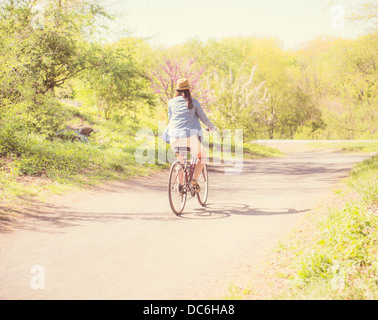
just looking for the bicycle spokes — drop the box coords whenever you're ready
[168,162,187,215]
[196,165,209,206]
[168,159,209,215]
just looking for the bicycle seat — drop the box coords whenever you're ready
[174,147,191,154]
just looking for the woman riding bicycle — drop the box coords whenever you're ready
[162,78,216,192]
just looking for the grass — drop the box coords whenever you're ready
[205,135,283,163]
[0,101,281,208]
[347,156,378,205]
[222,154,377,300]
[0,103,163,205]
[279,155,378,299]
[307,141,378,154]
[243,142,284,158]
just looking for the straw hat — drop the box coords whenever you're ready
[176,78,191,91]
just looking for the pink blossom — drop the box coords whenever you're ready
[149,57,212,108]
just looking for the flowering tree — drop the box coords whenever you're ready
[210,65,271,139]
[149,57,212,108]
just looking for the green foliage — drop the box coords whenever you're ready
[0,0,109,101]
[295,33,378,139]
[206,40,324,140]
[0,0,160,198]
[348,155,378,205]
[0,96,66,138]
[80,38,156,120]
[0,112,159,184]
[168,32,377,140]
[0,0,376,207]
[209,65,269,139]
[284,156,378,299]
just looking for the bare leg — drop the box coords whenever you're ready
[193,150,206,181]
[176,153,185,185]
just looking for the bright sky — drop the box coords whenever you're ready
[100,0,368,49]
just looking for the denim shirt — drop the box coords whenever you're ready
[162,96,215,144]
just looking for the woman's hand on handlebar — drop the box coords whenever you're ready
[204,126,218,132]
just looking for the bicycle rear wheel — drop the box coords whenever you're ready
[168,161,187,215]
[196,164,208,206]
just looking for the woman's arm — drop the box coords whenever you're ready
[195,101,215,129]
[168,101,172,120]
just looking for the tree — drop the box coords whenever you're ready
[82,38,155,120]
[0,0,112,137]
[210,65,270,139]
[0,0,110,101]
[149,57,212,108]
[348,1,378,29]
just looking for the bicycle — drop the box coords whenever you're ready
[168,143,209,216]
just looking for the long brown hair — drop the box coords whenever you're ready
[176,89,194,109]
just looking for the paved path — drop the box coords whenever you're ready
[0,148,369,299]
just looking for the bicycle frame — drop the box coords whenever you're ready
[177,152,198,189]
[168,150,208,215]
[168,129,213,215]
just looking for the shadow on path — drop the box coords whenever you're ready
[1,151,364,233]
[0,200,310,233]
[180,202,310,220]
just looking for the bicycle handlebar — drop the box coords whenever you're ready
[204,127,218,132]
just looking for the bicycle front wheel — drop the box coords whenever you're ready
[168,161,187,215]
[197,164,209,206]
